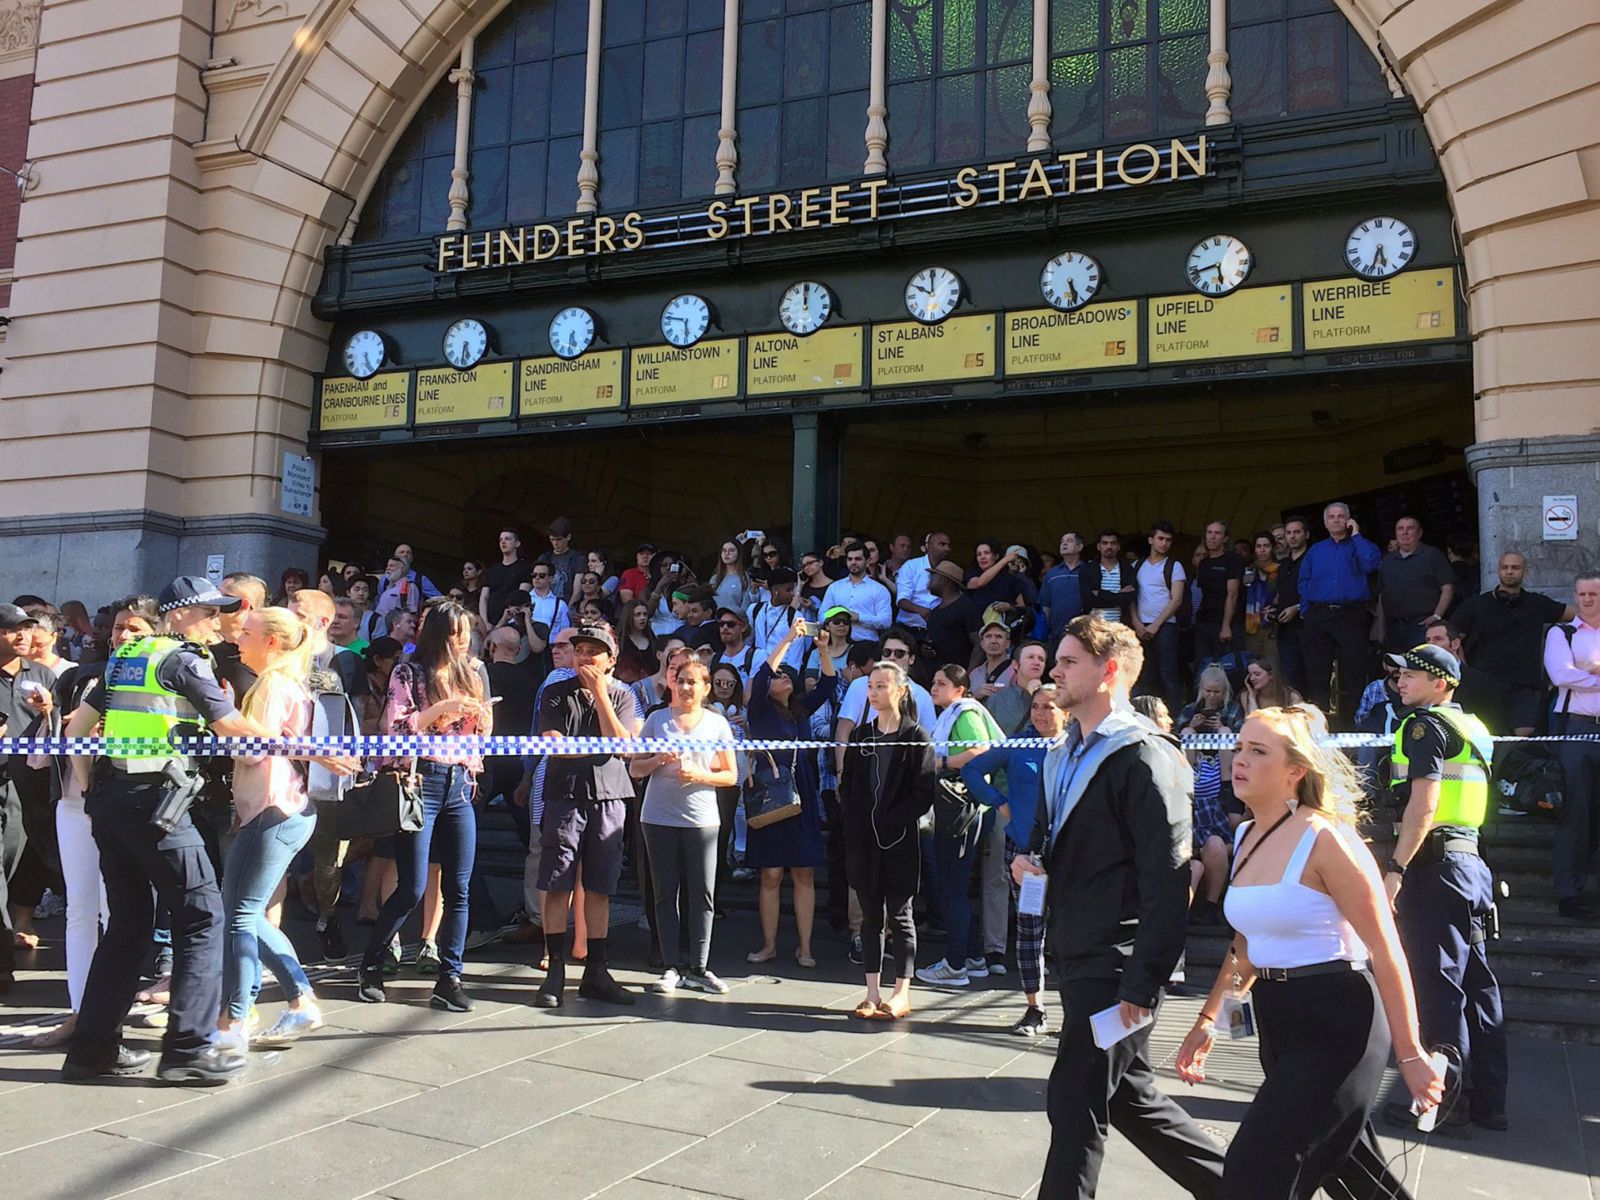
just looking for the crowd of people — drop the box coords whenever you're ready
[1,509,1597,1198]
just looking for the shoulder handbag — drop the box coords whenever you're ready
[337,761,423,838]
[745,750,802,829]
[932,770,985,849]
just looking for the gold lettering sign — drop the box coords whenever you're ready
[870,315,996,386]
[1004,303,1140,376]
[414,362,515,424]
[317,371,410,431]
[746,327,865,397]
[517,350,625,415]
[1147,287,1293,364]
[629,339,741,407]
[1301,268,1456,351]
[438,136,1211,272]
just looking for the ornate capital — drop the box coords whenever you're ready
[0,0,40,57]
[221,0,291,33]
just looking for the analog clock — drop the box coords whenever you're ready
[1344,217,1416,279]
[548,306,596,359]
[342,329,387,379]
[1186,235,1253,296]
[661,294,711,347]
[779,281,833,336]
[442,318,490,370]
[1040,251,1101,312]
[904,266,962,323]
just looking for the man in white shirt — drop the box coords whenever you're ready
[524,563,570,652]
[1545,572,1600,920]
[1132,519,1187,712]
[821,542,894,642]
[894,532,951,632]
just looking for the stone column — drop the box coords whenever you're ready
[1205,0,1231,126]
[445,37,476,231]
[715,0,739,195]
[576,0,603,212]
[1466,437,1600,593]
[1026,0,1050,151]
[863,0,887,174]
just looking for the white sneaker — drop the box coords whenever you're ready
[915,960,970,987]
[35,889,66,920]
[651,968,682,994]
[252,1005,324,1047]
[680,968,729,994]
[964,956,991,979]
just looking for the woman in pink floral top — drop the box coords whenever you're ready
[358,598,491,1013]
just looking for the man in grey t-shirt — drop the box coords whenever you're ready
[1378,516,1456,652]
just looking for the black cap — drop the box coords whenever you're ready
[157,576,243,615]
[762,567,798,587]
[1385,644,1460,688]
[569,623,617,656]
[636,541,656,553]
[0,602,39,630]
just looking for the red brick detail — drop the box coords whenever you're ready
[0,73,34,285]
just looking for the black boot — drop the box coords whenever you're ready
[535,937,566,1008]
[357,962,387,1003]
[578,937,635,1006]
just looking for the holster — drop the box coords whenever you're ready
[150,761,206,834]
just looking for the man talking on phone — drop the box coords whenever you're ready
[1014,615,1224,1199]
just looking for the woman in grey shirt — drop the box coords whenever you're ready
[630,658,738,994]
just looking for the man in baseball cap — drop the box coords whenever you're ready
[533,617,638,1010]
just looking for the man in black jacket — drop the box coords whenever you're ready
[1078,529,1138,625]
[1016,615,1224,1199]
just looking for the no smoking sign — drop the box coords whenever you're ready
[1542,494,1578,541]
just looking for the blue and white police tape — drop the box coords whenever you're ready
[2,731,1596,758]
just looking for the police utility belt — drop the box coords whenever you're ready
[1414,825,1481,866]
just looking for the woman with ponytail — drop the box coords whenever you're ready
[218,607,334,1049]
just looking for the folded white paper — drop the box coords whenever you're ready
[1018,871,1047,917]
[1090,1002,1154,1050]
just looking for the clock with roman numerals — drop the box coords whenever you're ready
[1345,217,1416,280]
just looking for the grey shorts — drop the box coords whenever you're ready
[537,795,627,895]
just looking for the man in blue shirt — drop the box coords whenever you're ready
[1297,501,1381,725]
[1040,531,1087,642]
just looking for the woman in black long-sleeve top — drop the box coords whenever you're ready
[839,659,936,1021]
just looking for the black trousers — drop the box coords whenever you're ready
[1043,976,1226,1199]
[0,781,23,976]
[822,788,850,930]
[71,778,223,1069]
[1301,605,1372,725]
[858,887,915,981]
[1551,715,1599,902]
[1228,968,1410,1200]
[1395,851,1509,1120]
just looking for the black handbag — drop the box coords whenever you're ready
[932,771,986,849]
[337,761,423,839]
[745,752,801,829]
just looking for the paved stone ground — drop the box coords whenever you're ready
[1,905,1596,1200]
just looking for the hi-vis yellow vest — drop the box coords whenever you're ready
[1390,706,1494,829]
[102,636,208,773]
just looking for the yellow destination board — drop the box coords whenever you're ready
[414,362,515,424]
[1004,303,1139,375]
[871,314,996,386]
[746,327,864,396]
[317,371,411,431]
[629,339,741,407]
[1148,287,1293,363]
[518,350,624,416]
[1302,267,1456,350]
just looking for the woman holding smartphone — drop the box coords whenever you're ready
[1176,705,1442,1199]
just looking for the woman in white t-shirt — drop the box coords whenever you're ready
[630,659,738,995]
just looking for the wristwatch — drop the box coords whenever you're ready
[1385,858,1407,876]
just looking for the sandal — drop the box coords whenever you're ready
[13,930,39,950]
[875,995,912,1021]
[850,998,880,1020]
[794,951,816,969]
[747,947,778,964]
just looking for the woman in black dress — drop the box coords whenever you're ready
[744,619,838,967]
[839,659,935,1020]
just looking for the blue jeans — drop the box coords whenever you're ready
[934,811,988,968]
[364,762,477,977]
[1136,622,1183,713]
[222,805,316,1022]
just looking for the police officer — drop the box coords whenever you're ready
[59,577,258,1084]
[1380,643,1509,1134]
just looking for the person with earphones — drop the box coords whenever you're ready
[1176,705,1443,1197]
